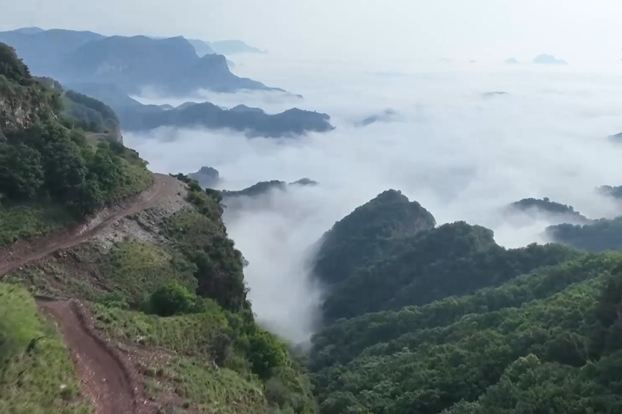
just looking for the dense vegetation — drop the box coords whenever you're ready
[310,248,622,413]
[508,197,590,223]
[547,217,622,253]
[311,191,580,323]
[62,89,120,135]
[313,189,436,288]
[304,190,622,414]
[0,41,151,246]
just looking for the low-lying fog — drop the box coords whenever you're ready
[125,56,622,344]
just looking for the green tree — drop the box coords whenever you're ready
[145,281,198,317]
[0,143,44,199]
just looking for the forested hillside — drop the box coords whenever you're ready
[0,41,151,246]
[311,190,580,324]
[307,189,622,414]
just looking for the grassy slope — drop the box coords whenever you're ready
[0,202,75,247]
[92,303,269,414]
[0,284,91,414]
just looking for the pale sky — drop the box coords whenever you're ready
[0,0,621,63]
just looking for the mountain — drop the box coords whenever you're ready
[187,38,215,56]
[599,185,622,200]
[188,166,220,188]
[356,108,399,127]
[210,40,265,55]
[310,191,579,323]
[533,54,568,65]
[305,189,622,414]
[505,57,519,64]
[123,103,334,138]
[0,28,105,76]
[547,217,622,252]
[482,91,509,99]
[67,83,334,137]
[0,44,315,414]
[219,178,319,215]
[506,197,591,225]
[62,35,276,95]
[0,28,279,95]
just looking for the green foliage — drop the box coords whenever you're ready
[309,253,622,414]
[144,281,199,317]
[0,43,32,86]
[510,197,588,221]
[100,241,196,307]
[164,180,248,312]
[0,284,90,414]
[548,216,622,252]
[320,218,580,323]
[62,90,120,134]
[0,202,74,247]
[247,327,289,380]
[92,302,315,414]
[0,121,152,234]
[313,189,436,288]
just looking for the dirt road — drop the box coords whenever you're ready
[0,173,180,277]
[1,173,183,414]
[38,300,149,414]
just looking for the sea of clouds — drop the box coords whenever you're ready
[125,55,622,344]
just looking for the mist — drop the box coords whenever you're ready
[125,56,622,344]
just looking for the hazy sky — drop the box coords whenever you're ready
[1,0,622,63]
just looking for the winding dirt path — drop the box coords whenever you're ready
[38,300,150,414]
[0,173,183,414]
[0,173,180,277]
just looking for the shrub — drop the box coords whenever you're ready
[144,281,198,317]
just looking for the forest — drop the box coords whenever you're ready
[307,189,622,414]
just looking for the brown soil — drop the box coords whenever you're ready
[0,173,180,278]
[38,299,155,414]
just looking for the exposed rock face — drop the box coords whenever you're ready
[0,43,60,133]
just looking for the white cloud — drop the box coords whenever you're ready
[125,55,622,343]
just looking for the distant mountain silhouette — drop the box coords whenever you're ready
[187,38,215,56]
[482,91,509,99]
[0,28,278,95]
[356,109,399,127]
[505,57,519,64]
[68,83,334,138]
[506,197,590,226]
[210,40,265,55]
[189,166,220,188]
[0,28,104,75]
[533,54,568,65]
